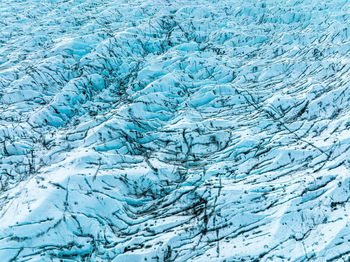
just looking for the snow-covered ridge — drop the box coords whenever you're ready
[1,0,350,261]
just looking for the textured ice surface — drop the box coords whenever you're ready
[1,0,350,261]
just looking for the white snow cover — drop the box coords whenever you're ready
[1,0,350,261]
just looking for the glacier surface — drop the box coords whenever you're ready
[1,0,350,261]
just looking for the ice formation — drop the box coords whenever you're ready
[1,0,350,261]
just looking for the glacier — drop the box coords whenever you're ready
[1,0,350,261]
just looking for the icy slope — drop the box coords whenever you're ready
[1,0,350,261]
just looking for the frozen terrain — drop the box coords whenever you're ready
[1,0,350,261]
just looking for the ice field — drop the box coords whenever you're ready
[1,0,350,261]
